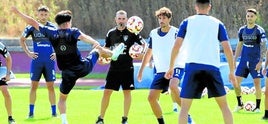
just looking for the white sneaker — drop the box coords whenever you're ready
[111,43,125,61]
[233,105,243,112]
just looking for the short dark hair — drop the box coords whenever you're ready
[38,5,49,12]
[247,8,257,15]
[155,7,172,18]
[196,0,211,4]
[55,10,72,25]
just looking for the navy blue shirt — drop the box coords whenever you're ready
[39,26,83,70]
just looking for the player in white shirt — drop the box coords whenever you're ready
[137,7,193,124]
[165,0,237,124]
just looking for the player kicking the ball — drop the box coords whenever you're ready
[11,7,124,124]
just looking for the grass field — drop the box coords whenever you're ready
[0,85,267,124]
[14,73,107,79]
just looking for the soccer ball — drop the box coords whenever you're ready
[127,16,144,34]
[241,86,250,95]
[250,87,256,94]
[244,101,256,111]
[97,57,111,65]
[129,44,144,59]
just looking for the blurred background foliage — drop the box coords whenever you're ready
[1,0,267,39]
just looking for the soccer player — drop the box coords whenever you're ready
[233,8,267,113]
[11,7,124,124]
[164,0,237,124]
[262,50,268,120]
[137,7,193,124]
[0,42,16,124]
[95,10,146,124]
[20,5,57,118]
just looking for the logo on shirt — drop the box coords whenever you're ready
[123,35,128,42]
[60,45,66,51]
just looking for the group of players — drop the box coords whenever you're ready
[0,0,266,124]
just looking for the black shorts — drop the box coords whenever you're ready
[0,80,7,86]
[60,52,98,94]
[150,73,170,93]
[105,68,134,91]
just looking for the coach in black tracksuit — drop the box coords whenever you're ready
[96,10,146,124]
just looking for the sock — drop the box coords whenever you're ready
[236,96,243,106]
[61,114,68,124]
[8,116,13,120]
[122,116,128,123]
[29,104,34,115]
[51,105,56,115]
[265,110,268,117]
[173,103,177,109]
[256,99,261,108]
[97,116,103,122]
[157,117,165,124]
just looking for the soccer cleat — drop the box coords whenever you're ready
[8,118,16,124]
[188,115,195,124]
[121,116,128,124]
[28,114,34,119]
[52,114,57,117]
[262,116,268,120]
[173,108,178,112]
[111,43,125,61]
[96,116,104,124]
[252,108,261,113]
[233,105,243,112]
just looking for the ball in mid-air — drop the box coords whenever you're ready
[129,44,145,59]
[127,16,144,34]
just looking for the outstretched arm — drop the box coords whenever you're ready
[11,6,40,30]
[78,32,100,48]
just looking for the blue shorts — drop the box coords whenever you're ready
[150,67,184,92]
[235,60,263,79]
[30,60,56,82]
[60,52,99,94]
[181,63,226,98]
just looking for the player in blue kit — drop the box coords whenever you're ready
[233,8,267,113]
[137,7,193,124]
[262,48,268,120]
[12,7,124,124]
[20,5,57,118]
[0,42,16,124]
[165,0,237,124]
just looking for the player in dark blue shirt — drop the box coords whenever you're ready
[233,8,267,113]
[12,7,124,124]
[20,5,57,118]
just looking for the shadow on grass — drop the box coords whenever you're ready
[24,116,58,122]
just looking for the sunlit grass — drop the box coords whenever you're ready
[0,87,267,124]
